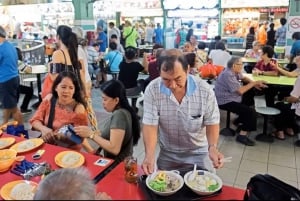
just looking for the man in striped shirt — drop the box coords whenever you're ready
[142,49,224,174]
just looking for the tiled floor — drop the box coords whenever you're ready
[2,74,300,191]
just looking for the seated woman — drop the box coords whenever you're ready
[30,71,88,150]
[272,56,300,140]
[243,41,262,73]
[251,45,279,107]
[118,46,145,112]
[74,80,141,163]
[184,52,198,75]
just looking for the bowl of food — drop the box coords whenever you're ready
[184,170,222,196]
[146,170,184,196]
[0,149,17,172]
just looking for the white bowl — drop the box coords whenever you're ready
[146,170,184,196]
[184,170,222,196]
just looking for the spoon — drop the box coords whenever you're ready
[189,164,197,182]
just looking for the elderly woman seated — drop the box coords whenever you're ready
[30,71,89,151]
[243,41,262,73]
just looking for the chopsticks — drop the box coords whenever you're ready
[220,156,232,163]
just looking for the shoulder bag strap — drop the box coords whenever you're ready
[124,27,134,40]
[47,97,57,129]
[109,52,118,66]
[196,51,206,64]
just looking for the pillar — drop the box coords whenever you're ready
[72,0,95,32]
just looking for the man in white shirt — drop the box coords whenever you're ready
[208,41,232,67]
[108,22,120,43]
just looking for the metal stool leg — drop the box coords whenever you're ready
[255,114,274,143]
[220,110,235,136]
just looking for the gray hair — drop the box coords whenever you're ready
[227,56,241,69]
[72,26,84,39]
[33,167,96,200]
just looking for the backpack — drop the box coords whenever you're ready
[244,174,300,200]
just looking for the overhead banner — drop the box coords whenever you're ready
[221,0,289,8]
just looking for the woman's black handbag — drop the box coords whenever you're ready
[244,174,300,200]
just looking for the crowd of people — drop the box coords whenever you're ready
[1,18,300,199]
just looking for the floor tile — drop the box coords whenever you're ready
[268,164,297,182]
[239,159,267,174]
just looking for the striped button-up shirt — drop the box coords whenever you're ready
[214,68,243,105]
[142,75,220,153]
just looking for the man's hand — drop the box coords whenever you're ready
[142,156,156,175]
[254,80,268,90]
[208,146,224,169]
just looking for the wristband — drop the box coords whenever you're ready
[89,131,95,140]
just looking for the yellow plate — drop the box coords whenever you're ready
[0,138,16,150]
[55,150,85,168]
[10,138,44,154]
[0,180,38,200]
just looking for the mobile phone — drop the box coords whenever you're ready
[94,158,111,166]
[66,124,83,144]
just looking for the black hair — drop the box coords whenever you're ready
[280,18,287,26]
[214,35,221,41]
[249,27,255,35]
[158,49,189,72]
[111,34,118,39]
[109,42,117,50]
[56,25,80,70]
[15,47,22,61]
[215,41,225,50]
[262,45,274,58]
[292,32,300,40]
[51,71,86,108]
[100,80,140,145]
[125,46,137,60]
[269,23,275,29]
[184,52,196,68]
[56,25,83,91]
[198,41,206,50]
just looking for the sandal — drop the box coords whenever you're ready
[285,128,295,136]
[271,131,285,140]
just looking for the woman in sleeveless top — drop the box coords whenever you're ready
[30,72,88,151]
[41,25,86,99]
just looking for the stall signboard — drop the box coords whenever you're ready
[286,0,300,48]
[163,0,218,10]
[221,0,289,8]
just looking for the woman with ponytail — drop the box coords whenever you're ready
[74,80,141,163]
[41,25,86,99]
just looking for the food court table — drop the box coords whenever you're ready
[241,57,290,65]
[243,73,296,86]
[0,133,114,199]
[96,162,245,200]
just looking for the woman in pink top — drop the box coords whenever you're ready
[30,71,88,150]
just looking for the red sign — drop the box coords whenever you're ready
[259,7,289,12]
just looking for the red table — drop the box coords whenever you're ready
[0,133,114,199]
[96,162,246,200]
